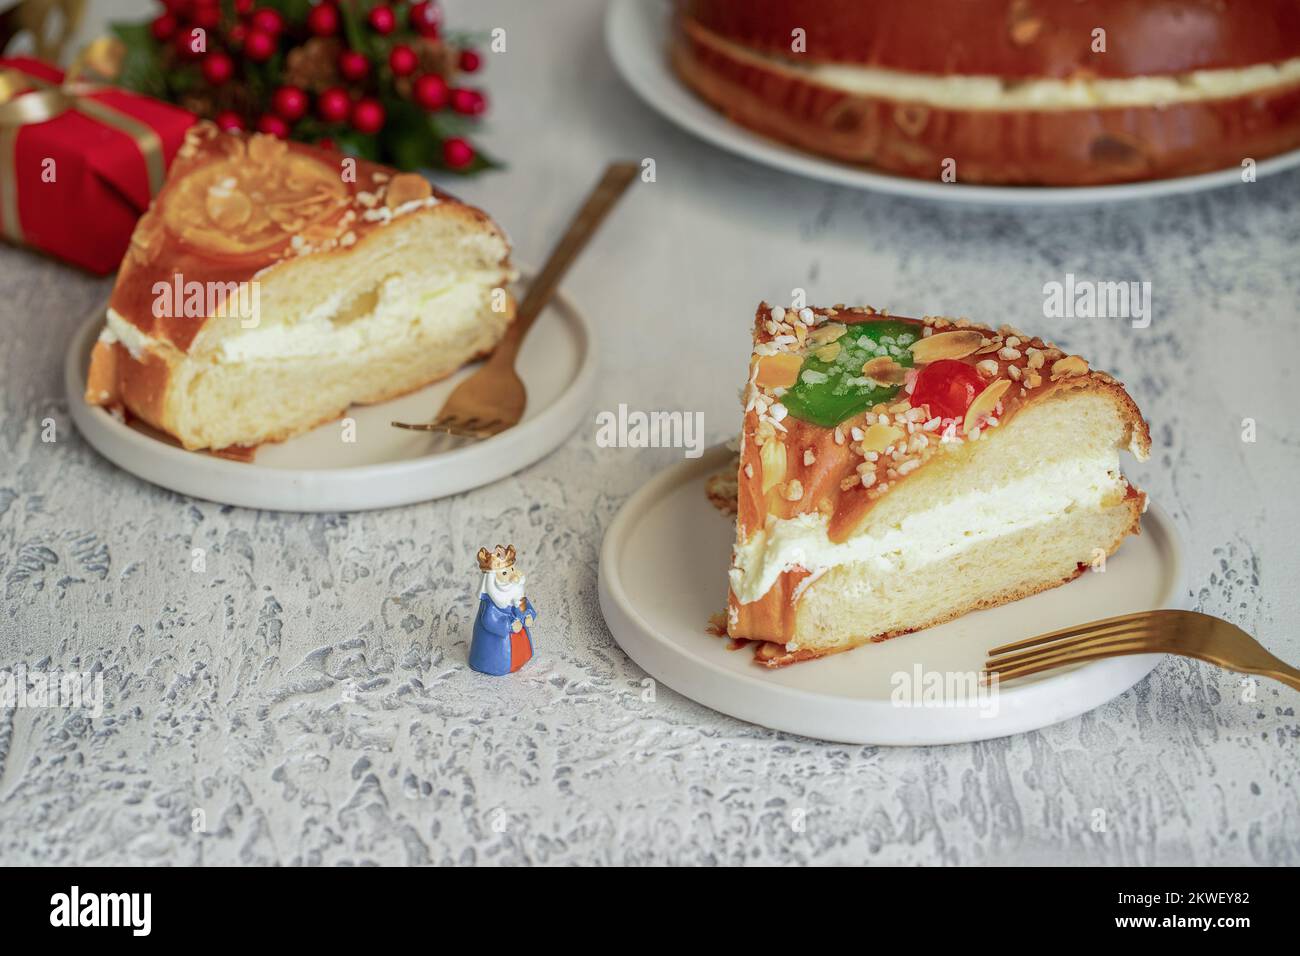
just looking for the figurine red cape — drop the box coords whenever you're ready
[469,545,536,676]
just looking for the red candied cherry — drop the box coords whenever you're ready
[408,0,441,36]
[338,49,370,81]
[271,85,309,122]
[442,137,474,170]
[249,8,284,34]
[243,28,277,60]
[388,44,418,76]
[412,73,448,110]
[367,5,396,34]
[909,359,987,421]
[201,51,235,85]
[350,97,386,134]
[450,87,485,115]
[150,13,178,40]
[458,49,481,73]
[215,110,245,132]
[316,86,351,122]
[256,114,289,138]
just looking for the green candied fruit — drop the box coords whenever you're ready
[781,320,920,428]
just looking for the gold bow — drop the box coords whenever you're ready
[0,38,163,245]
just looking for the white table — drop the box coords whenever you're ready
[1,0,1296,865]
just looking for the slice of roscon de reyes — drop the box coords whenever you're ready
[727,302,1150,667]
[85,121,516,456]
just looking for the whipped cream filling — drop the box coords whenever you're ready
[729,452,1124,605]
[102,270,499,363]
[708,28,1300,110]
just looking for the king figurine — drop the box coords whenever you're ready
[469,544,536,676]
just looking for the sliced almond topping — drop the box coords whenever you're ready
[807,322,846,347]
[909,329,983,363]
[976,359,999,377]
[963,378,1012,434]
[860,422,904,454]
[861,356,907,385]
[755,353,802,389]
[782,479,804,502]
[1051,355,1089,378]
[386,173,434,210]
[814,340,841,362]
[1025,370,1043,388]
[759,438,787,494]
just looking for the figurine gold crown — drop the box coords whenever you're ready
[477,544,517,572]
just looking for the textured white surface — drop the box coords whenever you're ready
[1,0,1298,865]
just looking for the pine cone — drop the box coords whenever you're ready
[283,37,342,92]
[414,36,458,78]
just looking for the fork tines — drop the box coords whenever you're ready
[984,610,1166,684]
[391,415,503,438]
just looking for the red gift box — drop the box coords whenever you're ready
[0,56,195,274]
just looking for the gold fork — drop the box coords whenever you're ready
[392,162,640,439]
[984,609,1300,690]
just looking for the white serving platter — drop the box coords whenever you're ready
[605,0,1300,206]
[66,276,595,512]
[598,444,1183,745]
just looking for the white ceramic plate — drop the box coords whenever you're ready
[66,277,596,512]
[606,0,1300,206]
[598,444,1184,745]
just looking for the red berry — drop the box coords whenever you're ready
[191,4,221,29]
[201,51,234,85]
[243,29,276,61]
[367,5,396,34]
[271,85,309,122]
[450,87,485,115]
[338,49,370,82]
[316,86,351,123]
[408,1,441,36]
[215,110,245,132]
[229,22,247,44]
[150,13,178,41]
[412,73,448,110]
[256,114,289,138]
[350,98,386,134]
[306,3,339,36]
[442,136,474,170]
[234,0,254,14]
[249,8,283,34]
[909,360,988,421]
[388,44,418,76]
[175,29,204,59]
[458,49,481,73]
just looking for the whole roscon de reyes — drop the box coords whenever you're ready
[85,121,516,455]
[726,303,1151,667]
[672,0,1300,185]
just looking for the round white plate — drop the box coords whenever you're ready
[598,444,1184,746]
[606,0,1300,206]
[66,278,596,512]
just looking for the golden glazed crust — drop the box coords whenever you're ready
[672,14,1300,186]
[678,0,1300,78]
[727,303,1151,661]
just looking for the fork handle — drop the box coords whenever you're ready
[487,162,640,369]
[1259,666,1300,693]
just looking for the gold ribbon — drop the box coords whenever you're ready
[0,42,164,246]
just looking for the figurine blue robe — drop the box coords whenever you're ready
[469,594,536,676]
